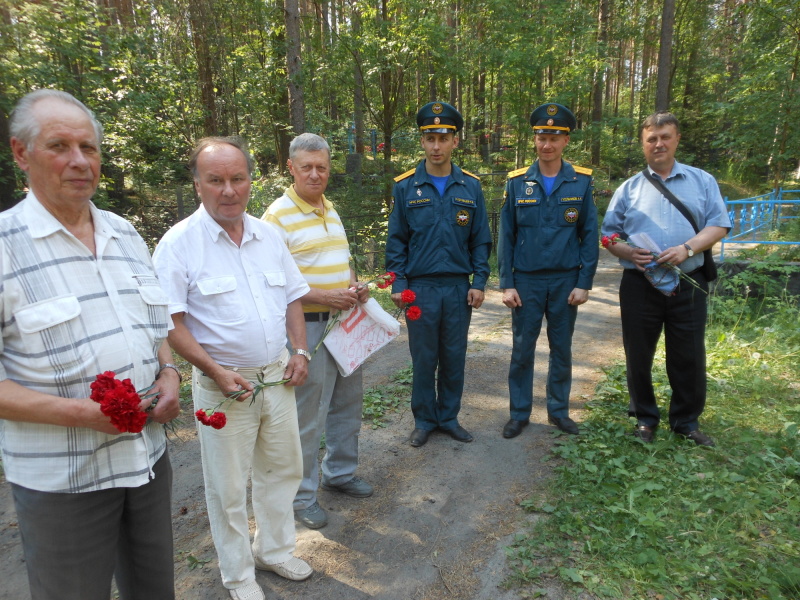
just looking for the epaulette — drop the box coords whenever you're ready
[393,169,415,183]
[507,167,528,179]
[573,165,593,176]
[462,169,480,180]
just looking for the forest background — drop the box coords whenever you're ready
[1,0,799,251]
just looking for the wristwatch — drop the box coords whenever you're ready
[683,243,694,257]
[294,349,312,361]
[157,363,183,383]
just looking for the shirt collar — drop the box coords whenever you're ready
[647,160,686,181]
[285,185,331,215]
[197,204,261,244]
[23,191,119,242]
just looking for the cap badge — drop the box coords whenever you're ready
[456,209,470,226]
[432,103,443,114]
[547,119,554,126]
[547,104,558,116]
[434,117,440,125]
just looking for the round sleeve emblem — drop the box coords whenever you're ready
[456,210,470,226]
[564,207,579,223]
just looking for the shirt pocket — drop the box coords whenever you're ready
[134,283,170,341]
[264,270,286,288]
[196,276,245,322]
[515,201,542,228]
[405,198,434,231]
[12,295,88,372]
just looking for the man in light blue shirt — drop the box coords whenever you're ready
[602,112,731,446]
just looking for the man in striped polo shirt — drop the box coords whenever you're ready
[263,133,373,530]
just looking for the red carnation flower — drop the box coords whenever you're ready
[400,289,416,303]
[376,271,396,289]
[601,235,610,248]
[195,409,210,425]
[208,412,227,429]
[90,372,148,433]
[406,306,422,321]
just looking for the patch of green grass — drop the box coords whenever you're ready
[361,364,412,428]
[508,277,800,599]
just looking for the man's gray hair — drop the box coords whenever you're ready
[640,112,681,136]
[188,136,255,178]
[10,89,103,150]
[289,133,331,160]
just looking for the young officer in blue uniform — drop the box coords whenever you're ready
[386,101,492,448]
[498,102,598,439]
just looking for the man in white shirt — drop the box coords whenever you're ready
[1,89,180,600]
[153,137,311,600]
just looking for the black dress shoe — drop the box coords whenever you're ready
[502,419,529,439]
[409,428,432,447]
[548,415,579,435]
[439,425,473,443]
[633,424,656,443]
[680,430,715,447]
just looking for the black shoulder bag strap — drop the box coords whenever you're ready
[640,169,718,281]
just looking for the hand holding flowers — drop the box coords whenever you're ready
[601,233,706,295]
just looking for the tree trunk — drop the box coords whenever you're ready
[591,0,608,166]
[285,0,305,134]
[655,0,675,112]
[188,0,219,136]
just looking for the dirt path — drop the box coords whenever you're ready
[0,253,624,600]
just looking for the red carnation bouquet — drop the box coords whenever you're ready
[399,289,422,321]
[90,371,154,433]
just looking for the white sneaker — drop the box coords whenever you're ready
[229,581,265,600]
[254,555,313,581]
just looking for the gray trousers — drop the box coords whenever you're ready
[292,319,364,510]
[11,451,174,600]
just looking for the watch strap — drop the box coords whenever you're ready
[157,363,183,383]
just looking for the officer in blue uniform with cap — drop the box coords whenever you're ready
[386,101,492,448]
[498,102,598,439]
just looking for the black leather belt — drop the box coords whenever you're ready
[304,312,330,322]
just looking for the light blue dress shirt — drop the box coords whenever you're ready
[602,161,731,272]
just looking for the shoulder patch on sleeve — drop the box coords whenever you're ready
[393,168,415,183]
[573,165,593,176]
[508,167,528,179]
[462,169,480,180]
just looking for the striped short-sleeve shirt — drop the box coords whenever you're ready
[0,193,170,493]
[262,186,351,313]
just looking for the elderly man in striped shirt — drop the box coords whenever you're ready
[262,133,373,530]
[0,89,181,600]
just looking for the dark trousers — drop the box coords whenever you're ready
[619,269,709,433]
[406,278,471,430]
[508,271,579,420]
[11,451,175,600]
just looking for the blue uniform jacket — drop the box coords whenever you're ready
[386,161,492,293]
[498,160,598,290]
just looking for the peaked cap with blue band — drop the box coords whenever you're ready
[417,102,463,134]
[530,102,577,135]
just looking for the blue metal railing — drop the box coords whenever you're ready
[719,188,800,261]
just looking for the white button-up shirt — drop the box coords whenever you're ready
[153,205,309,367]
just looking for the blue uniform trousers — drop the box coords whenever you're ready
[508,271,579,420]
[406,277,471,430]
